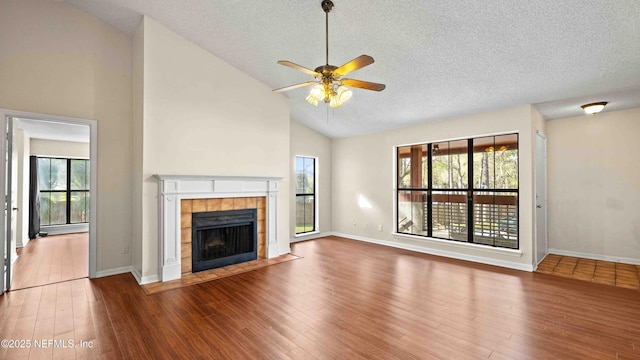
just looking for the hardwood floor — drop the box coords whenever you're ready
[10,233,88,291]
[1,236,640,359]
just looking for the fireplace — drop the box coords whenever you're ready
[192,209,257,272]
[155,175,284,282]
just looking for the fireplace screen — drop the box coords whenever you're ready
[192,208,257,272]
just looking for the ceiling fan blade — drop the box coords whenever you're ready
[333,55,375,77]
[341,78,386,91]
[272,81,317,93]
[277,61,321,77]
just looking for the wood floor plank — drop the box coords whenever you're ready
[2,236,640,359]
[11,233,88,291]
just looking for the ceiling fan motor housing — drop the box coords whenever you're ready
[314,65,338,77]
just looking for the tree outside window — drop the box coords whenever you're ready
[38,157,90,226]
[397,134,518,249]
[295,156,316,234]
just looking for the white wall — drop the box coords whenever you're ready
[290,119,332,241]
[0,0,134,273]
[30,139,89,158]
[137,17,291,280]
[546,107,640,262]
[331,105,538,270]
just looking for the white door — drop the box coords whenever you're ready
[1,114,17,294]
[535,130,548,265]
[1,112,8,294]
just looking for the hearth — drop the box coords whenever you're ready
[192,209,257,272]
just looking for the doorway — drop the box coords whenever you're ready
[535,129,548,266]
[1,110,97,294]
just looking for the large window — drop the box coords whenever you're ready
[38,157,90,226]
[295,156,316,234]
[397,134,518,249]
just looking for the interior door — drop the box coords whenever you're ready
[535,130,548,265]
[1,112,7,294]
[0,114,16,294]
[6,117,17,290]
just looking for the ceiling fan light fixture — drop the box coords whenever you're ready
[310,84,325,99]
[329,94,342,108]
[581,102,607,115]
[306,84,325,106]
[305,93,319,106]
[337,85,353,103]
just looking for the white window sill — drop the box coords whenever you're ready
[41,223,89,235]
[392,232,523,257]
[295,230,319,238]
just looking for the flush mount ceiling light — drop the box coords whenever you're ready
[272,0,385,108]
[581,102,608,115]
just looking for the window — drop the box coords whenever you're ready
[397,134,518,249]
[38,157,90,226]
[295,156,316,234]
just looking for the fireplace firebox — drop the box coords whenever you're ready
[192,208,258,272]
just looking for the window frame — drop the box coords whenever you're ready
[38,157,90,226]
[295,156,317,235]
[395,133,519,249]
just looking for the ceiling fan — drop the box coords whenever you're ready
[273,0,385,108]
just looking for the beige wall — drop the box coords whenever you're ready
[290,119,332,240]
[30,139,90,158]
[331,105,537,269]
[138,18,291,279]
[546,107,640,261]
[0,0,134,273]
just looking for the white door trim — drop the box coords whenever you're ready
[534,129,548,266]
[0,109,98,280]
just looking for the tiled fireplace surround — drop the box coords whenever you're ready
[180,196,267,274]
[155,175,282,282]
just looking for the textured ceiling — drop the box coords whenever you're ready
[63,0,640,138]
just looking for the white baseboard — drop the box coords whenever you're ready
[291,231,332,243]
[142,274,160,284]
[279,247,292,256]
[95,266,134,278]
[16,237,29,248]
[549,248,640,265]
[41,224,89,235]
[330,232,534,272]
[131,268,160,285]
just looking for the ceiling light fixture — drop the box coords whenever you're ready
[581,102,608,115]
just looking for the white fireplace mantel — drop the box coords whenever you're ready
[154,175,282,282]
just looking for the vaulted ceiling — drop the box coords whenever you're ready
[64,0,640,138]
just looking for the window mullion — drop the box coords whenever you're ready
[427,144,433,238]
[66,159,71,224]
[467,138,474,243]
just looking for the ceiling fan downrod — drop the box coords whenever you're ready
[321,0,334,66]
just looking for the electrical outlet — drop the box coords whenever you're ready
[353,221,357,227]
[378,225,383,232]
[122,245,130,254]
[364,223,368,229]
